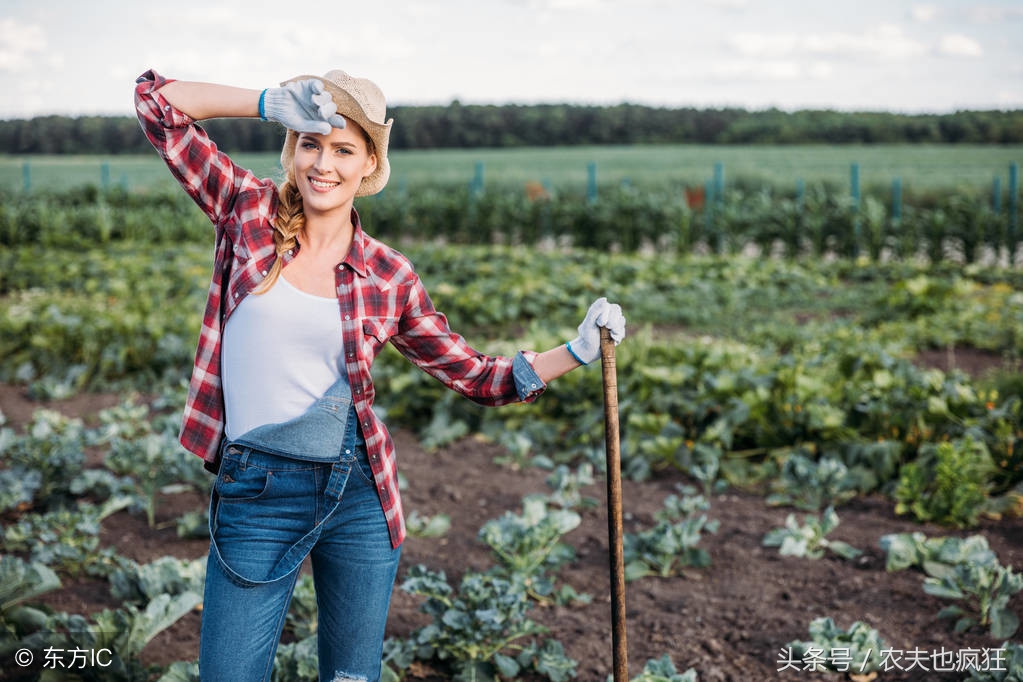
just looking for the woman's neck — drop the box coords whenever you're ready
[300,214,354,256]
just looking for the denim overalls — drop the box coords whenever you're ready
[200,375,401,682]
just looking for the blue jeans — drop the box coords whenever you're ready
[199,442,401,682]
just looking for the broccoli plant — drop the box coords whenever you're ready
[786,616,886,674]
[762,506,861,560]
[0,555,62,658]
[623,654,699,681]
[108,556,206,606]
[879,531,997,577]
[962,641,1023,682]
[3,503,130,576]
[397,564,577,681]
[923,561,1022,639]
[766,453,858,511]
[478,496,587,604]
[623,489,719,581]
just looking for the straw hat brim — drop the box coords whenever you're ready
[278,74,392,197]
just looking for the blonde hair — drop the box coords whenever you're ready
[253,127,378,295]
[252,174,305,294]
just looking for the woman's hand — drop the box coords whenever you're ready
[566,297,626,365]
[260,79,347,134]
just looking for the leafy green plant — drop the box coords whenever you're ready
[3,503,130,576]
[894,435,996,527]
[623,491,719,580]
[1,409,86,510]
[766,453,858,511]
[478,496,586,604]
[622,654,698,682]
[272,634,319,682]
[785,616,886,674]
[406,510,452,539]
[37,592,202,682]
[542,463,597,511]
[879,531,998,577]
[962,641,1023,681]
[0,555,62,658]
[923,561,1022,639]
[108,556,206,606]
[104,427,207,527]
[398,564,576,681]
[762,506,861,560]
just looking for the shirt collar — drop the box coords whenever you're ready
[342,207,368,278]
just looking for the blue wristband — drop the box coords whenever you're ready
[258,89,268,121]
[565,341,587,365]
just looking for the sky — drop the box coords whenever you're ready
[0,0,1021,119]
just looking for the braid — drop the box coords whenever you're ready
[253,180,305,294]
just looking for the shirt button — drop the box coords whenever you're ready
[338,264,345,271]
[344,315,351,321]
[261,270,268,276]
[345,449,351,455]
[288,249,294,255]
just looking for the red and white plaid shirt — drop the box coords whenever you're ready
[135,70,545,547]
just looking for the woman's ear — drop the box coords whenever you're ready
[363,153,378,179]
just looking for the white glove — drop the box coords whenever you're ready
[260,79,347,134]
[566,297,626,365]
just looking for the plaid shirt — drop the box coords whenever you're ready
[135,70,545,547]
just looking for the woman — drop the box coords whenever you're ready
[135,68,625,682]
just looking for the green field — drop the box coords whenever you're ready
[2,144,1020,195]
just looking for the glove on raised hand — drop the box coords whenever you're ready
[566,297,626,365]
[259,79,347,134]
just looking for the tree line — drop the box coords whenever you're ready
[1,104,1021,154]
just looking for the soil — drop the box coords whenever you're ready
[2,373,1022,682]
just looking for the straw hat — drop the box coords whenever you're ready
[279,70,392,197]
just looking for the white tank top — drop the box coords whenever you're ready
[222,275,343,440]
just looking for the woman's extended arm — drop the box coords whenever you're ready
[532,345,588,383]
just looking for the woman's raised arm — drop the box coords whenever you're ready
[156,80,261,121]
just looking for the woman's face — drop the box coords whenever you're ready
[291,121,377,218]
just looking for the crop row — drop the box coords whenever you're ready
[0,183,1018,265]
[3,243,1022,503]
[2,400,1021,680]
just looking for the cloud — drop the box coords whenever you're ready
[729,24,926,61]
[937,34,983,58]
[0,19,47,72]
[910,4,938,22]
[708,59,833,82]
[965,5,1023,23]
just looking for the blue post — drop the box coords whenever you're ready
[851,163,861,257]
[587,162,598,204]
[892,177,902,222]
[471,161,484,197]
[850,163,861,208]
[1010,162,1019,263]
[101,161,110,191]
[993,176,1002,214]
[22,161,30,192]
[714,162,724,206]
[796,178,805,213]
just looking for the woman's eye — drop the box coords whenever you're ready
[301,142,318,150]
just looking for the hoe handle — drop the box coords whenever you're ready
[600,326,628,681]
